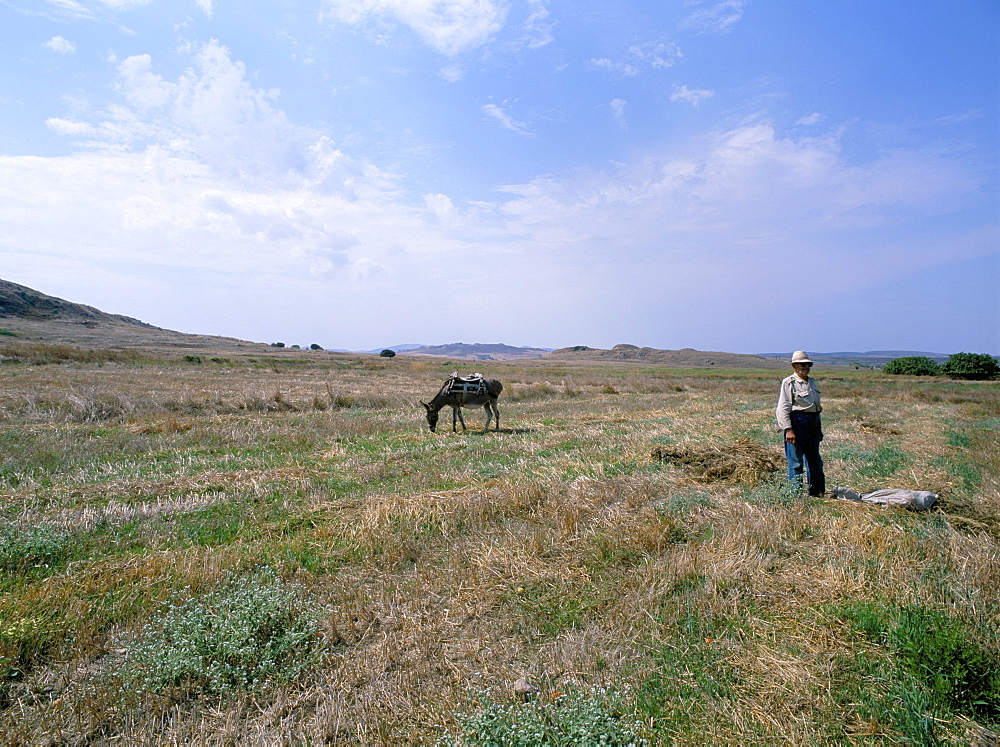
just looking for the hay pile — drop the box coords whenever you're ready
[651,439,783,485]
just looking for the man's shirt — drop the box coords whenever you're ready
[776,374,822,431]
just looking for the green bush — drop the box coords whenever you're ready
[883,356,940,376]
[940,352,1000,381]
[0,525,72,573]
[441,686,648,746]
[121,568,327,698]
[379,349,396,358]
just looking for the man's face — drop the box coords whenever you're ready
[792,362,813,378]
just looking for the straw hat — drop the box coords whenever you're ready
[791,350,813,364]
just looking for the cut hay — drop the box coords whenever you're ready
[651,438,783,485]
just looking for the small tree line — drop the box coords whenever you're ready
[883,352,999,380]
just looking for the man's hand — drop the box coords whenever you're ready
[784,428,796,444]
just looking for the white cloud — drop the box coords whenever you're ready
[194,0,213,16]
[320,0,508,56]
[610,98,627,129]
[628,40,682,69]
[683,0,747,33]
[48,40,382,191]
[591,40,681,80]
[590,58,640,78]
[482,102,531,134]
[670,85,714,106]
[521,0,553,49]
[439,64,464,82]
[796,112,823,126]
[45,36,77,54]
[94,0,154,8]
[41,0,92,18]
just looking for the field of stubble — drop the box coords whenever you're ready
[1,346,997,745]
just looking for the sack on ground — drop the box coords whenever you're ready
[831,486,937,511]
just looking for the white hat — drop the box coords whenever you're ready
[791,350,813,364]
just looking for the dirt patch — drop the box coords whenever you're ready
[651,439,784,485]
[859,421,901,435]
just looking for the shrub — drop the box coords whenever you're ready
[441,686,648,746]
[0,525,72,573]
[310,343,323,350]
[380,349,396,358]
[121,568,328,698]
[883,356,940,376]
[940,352,1000,380]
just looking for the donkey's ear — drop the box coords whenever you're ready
[420,401,430,410]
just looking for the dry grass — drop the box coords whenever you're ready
[1,352,998,744]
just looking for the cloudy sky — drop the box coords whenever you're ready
[1,1,997,354]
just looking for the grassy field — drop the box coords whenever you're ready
[1,345,998,745]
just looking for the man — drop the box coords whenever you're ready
[776,350,826,497]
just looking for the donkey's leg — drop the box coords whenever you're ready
[482,403,492,432]
[454,406,467,431]
[491,399,500,431]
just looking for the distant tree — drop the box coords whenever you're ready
[271,342,285,348]
[940,352,1000,381]
[883,356,941,376]
[379,349,396,358]
[310,343,323,350]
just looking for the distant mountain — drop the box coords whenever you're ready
[397,342,552,360]
[758,350,951,367]
[360,344,429,354]
[548,344,788,369]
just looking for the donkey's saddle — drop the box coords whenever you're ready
[444,372,487,397]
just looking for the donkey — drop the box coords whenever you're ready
[421,374,503,433]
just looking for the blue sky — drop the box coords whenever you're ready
[1,0,997,354]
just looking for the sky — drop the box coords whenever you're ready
[1,1,998,355]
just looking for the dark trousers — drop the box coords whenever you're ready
[785,412,825,496]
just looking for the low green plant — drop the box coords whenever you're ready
[741,476,803,505]
[120,567,328,698]
[0,525,72,573]
[441,685,649,746]
[891,605,1000,718]
[833,601,1000,727]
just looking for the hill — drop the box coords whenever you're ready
[0,279,272,355]
[758,350,951,367]
[547,343,789,369]
[0,279,157,327]
[398,342,552,361]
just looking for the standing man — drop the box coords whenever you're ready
[776,350,826,497]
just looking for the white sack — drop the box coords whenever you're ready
[831,486,937,511]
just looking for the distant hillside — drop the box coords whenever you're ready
[0,279,268,355]
[398,342,551,361]
[758,350,950,367]
[0,279,157,328]
[548,344,788,370]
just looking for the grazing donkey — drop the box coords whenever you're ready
[421,373,503,433]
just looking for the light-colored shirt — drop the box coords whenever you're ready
[776,374,822,431]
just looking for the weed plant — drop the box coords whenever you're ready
[441,686,649,746]
[120,567,329,698]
